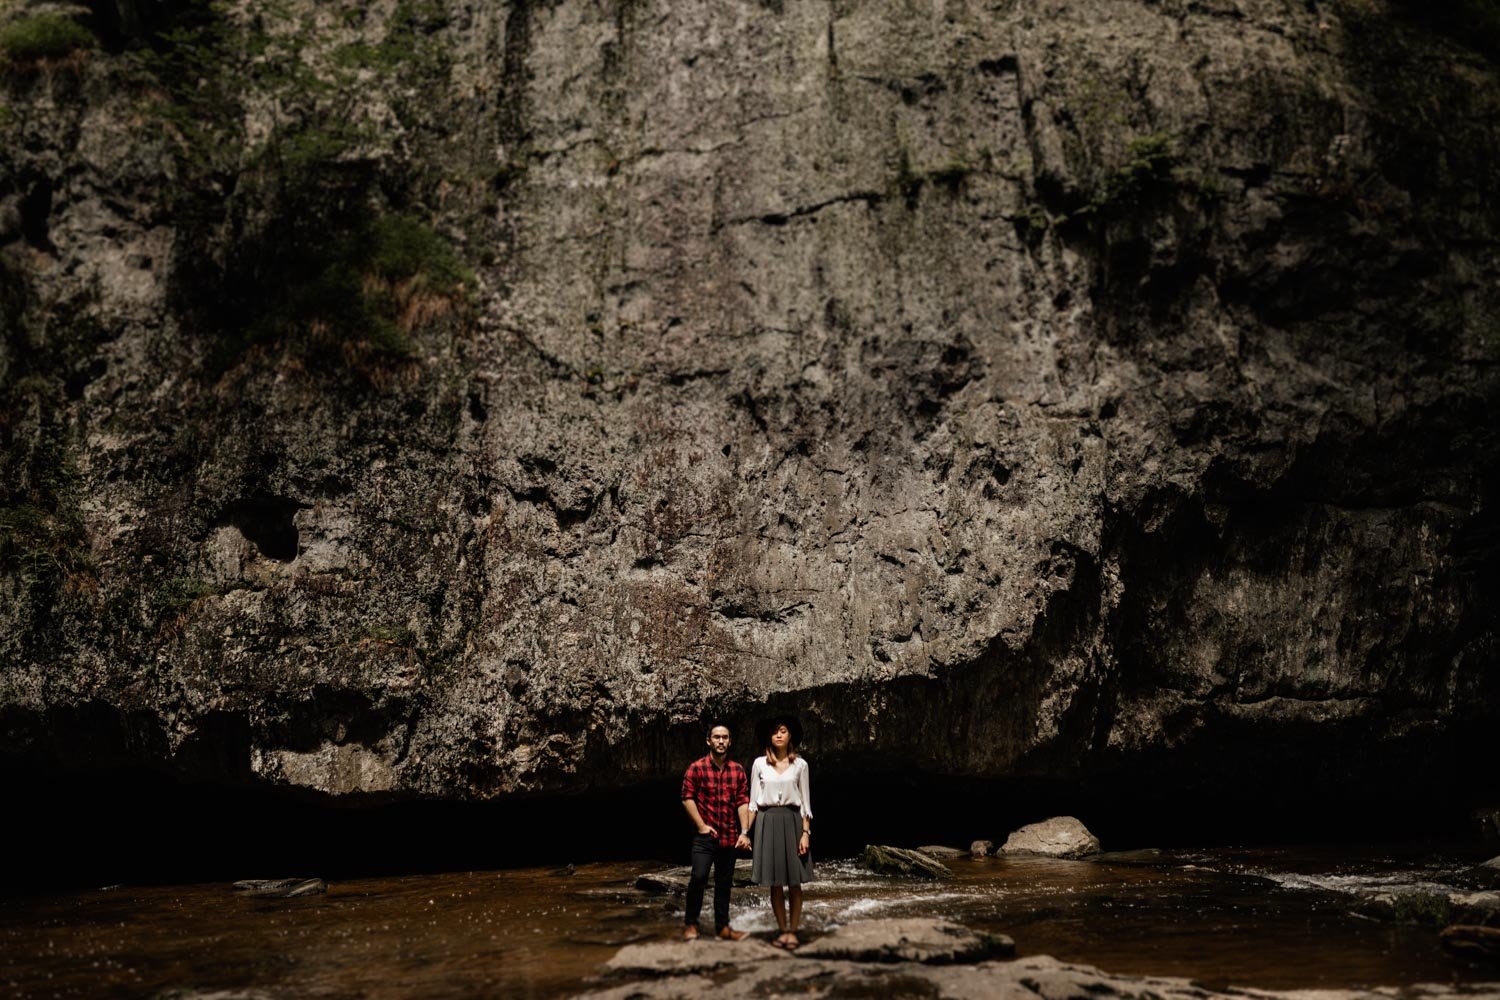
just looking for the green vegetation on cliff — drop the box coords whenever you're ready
[246,212,474,367]
[894,149,975,205]
[0,14,95,64]
[0,373,90,647]
[123,0,472,377]
[1084,132,1179,213]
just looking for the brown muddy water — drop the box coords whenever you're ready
[2,843,1495,998]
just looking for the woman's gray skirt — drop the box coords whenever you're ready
[751,806,814,887]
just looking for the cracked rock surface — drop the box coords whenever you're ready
[0,0,1497,806]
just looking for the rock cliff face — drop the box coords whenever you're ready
[2,0,1497,812]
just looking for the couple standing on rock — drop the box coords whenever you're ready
[680,716,813,949]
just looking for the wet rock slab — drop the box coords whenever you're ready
[604,937,790,975]
[579,951,1500,999]
[914,844,967,859]
[231,878,326,898]
[860,844,954,879]
[794,918,1013,964]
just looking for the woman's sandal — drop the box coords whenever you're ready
[770,932,792,949]
[783,933,800,951]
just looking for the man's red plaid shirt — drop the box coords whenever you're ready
[681,754,749,849]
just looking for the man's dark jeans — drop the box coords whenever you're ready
[685,834,736,931]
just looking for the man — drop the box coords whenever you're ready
[680,721,752,941]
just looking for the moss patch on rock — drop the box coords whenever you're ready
[0,14,95,65]
[224,210,473,371]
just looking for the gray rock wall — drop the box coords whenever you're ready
[1,0,1496,806]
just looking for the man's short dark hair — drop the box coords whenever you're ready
[706,720,733,738]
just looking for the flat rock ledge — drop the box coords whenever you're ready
[231,878,326,898]
[578,951,1500,999]
[603,938,790,976]
[915,845,968,859]
[602,919,1004,977]
[1000,816,1102,859]
[795,919,1012,964]
[634,861,755,895]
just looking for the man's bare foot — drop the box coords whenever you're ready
[682,925,699,942]
[716,927,749,942]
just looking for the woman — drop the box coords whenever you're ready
[746,715,813,949]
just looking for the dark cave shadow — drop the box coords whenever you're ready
[3,756,1493,893]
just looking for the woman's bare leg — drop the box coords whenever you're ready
[789,886,803,935]
[770,886,787,933]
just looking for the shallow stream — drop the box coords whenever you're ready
[3,841,1495,998]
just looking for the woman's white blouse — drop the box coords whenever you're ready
[748,756,812,818]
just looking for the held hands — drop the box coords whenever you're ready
[734,833,752,850]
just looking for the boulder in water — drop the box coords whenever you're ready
[1000,817,1101,858]
[793,918,1013,964]
[232,878,326,898]
[969,839,995,858]
[914,845,966,859]
[860,845,953,879]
